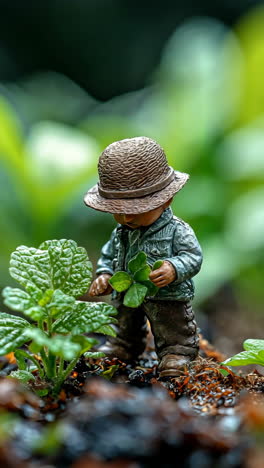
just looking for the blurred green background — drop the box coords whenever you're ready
[0,0,263,352]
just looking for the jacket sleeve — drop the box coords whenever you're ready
[165,221,203,283]
[96,228,117,276]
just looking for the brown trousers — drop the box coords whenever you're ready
[110,298,199,360]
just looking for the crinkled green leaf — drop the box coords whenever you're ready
[133,265,151,282]
[10,239,92,298]
[102,365,119,380]
[128,252,147,274]
[96,324,117,337]
[2,287,35,312]
[2,287,45,320]
[25,306,45,320]
[0,312,31,355]
[141,280,159,297]
[152,260,164,270]
[10,246,52,295]
[9,370,35,383]
[243,339,264,352]
[45,290,75,318]
[52,302,117,335]
[39,239,92,297]
[38,289,54,307]
[84,351,105,359]
[35,388,49,397]
[222,350,264,367]
[108,271,133,292]
[123,283,148,308]
[71,335,98,354]
[14,350,27,370]
[25,328,81,360]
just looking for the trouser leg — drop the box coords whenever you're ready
[143,300,199,360]
[105,298,148,359]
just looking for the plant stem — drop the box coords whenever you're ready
[39,348,49,377]
[53,356,79,395]
[57,357,64,378]
[19,349,45,378]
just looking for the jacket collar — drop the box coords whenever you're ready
[116,207,173,240]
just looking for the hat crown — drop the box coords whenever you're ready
[98,137,170,192]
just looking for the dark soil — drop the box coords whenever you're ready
[0,337,263,468]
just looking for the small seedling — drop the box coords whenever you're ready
[222,339,264,367]
[109,251,163,308]
[0,239,117,395]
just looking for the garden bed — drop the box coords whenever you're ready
[0,337,263,468]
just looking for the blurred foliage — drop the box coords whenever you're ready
[0,10,264,311]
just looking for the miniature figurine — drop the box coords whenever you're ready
[84,137,202,377]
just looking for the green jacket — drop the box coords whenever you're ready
[96,208,203,301]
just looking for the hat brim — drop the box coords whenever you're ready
[84,171,189,214]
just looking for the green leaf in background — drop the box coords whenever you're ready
[128,252,147,274]
[108,271,133,292]
[9,370,35,383]
[0,312,30,355]
[123,283,148,308]
[133,265,151,282]
[38,239,93,297]
[52,302,117,335]
[152,260,164,270]
[243,339,264,352]
[222,350,264,367]
[0,412,19,443]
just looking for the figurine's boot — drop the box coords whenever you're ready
[98,299,148,362]
[144,300,199,377]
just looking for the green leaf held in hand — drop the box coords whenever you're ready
[108,271,133,292]
[123,283,148,308]
[152,260,164,270]
[133,265,151,282]
[128,251,147,274]
[140,280,159,296]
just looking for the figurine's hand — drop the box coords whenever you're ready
[149,261,177,288]
[89,274,113,296]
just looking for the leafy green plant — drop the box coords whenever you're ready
[222,339,264,367]
[0,239,117,395]
[109,251,163,308]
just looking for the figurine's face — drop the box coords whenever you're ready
[113,199,172,229]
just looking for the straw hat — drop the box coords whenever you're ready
[84,136,189,214]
